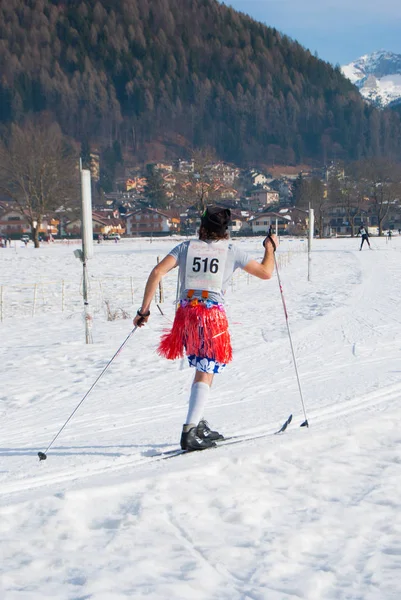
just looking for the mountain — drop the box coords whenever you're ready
[1,2,401,165]
[341,50,401,108]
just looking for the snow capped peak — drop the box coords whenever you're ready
[341,50,401,108]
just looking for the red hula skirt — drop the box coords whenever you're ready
[157,301,233,364]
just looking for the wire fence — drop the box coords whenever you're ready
[0,248,303,323]
[0,276,136,322]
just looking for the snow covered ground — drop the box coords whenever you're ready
[1,234,401,600]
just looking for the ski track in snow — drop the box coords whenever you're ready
[1,236,401,599]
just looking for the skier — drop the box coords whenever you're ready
[357,224,371,250]
[133,206,278,451]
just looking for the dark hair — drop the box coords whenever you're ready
[199,226,229,241]
[199,206,231,241]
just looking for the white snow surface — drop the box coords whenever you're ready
[1,235,401,600]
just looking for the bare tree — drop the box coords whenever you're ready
[0,118,80,247]
[328,170,366,237]
[297,176,326,236]
[309,178,326,237]
[351,159,401,236]
[173,148,228,213]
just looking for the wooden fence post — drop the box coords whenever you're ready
[61,280,65,312]
[156,256,164,303]
[32,283,37,317]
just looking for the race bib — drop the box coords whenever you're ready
[184,241,228,293]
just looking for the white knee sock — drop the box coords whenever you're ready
[185,382,210,427]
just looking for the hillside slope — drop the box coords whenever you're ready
[1,1,400,163]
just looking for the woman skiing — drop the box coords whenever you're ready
[358,225,371,250]
[133,206,278,450]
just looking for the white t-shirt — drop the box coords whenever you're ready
[168,239,251,304]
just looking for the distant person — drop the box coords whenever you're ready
[357,225,371,250]
[133,206,278,451]
[387,230,392,241]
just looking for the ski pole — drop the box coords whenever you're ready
[268,237,309,427]
[38,326,138,461]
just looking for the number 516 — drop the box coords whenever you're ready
[192,257,219,273]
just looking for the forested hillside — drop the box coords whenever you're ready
[1,0,401,165]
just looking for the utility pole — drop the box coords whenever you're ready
[74,161,94,344]
[308,206,314,282]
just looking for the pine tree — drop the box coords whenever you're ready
[144,164,168,208]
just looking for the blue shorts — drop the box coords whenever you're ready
[187,355,226,374]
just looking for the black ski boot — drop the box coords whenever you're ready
[197,419,224,442]
[180,425,216,451]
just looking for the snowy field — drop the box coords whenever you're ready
[1,234,401,600]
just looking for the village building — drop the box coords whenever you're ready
[247,169,271,187]
[274,207,309,236]
[242,189,279,211]
[65,210,125,238]
[0,207,30,237]
[218,185,238,199]
[268,178,293,205]
[125,207,180,236]
[175,159,194,173]
[249,210,297,235]
[209,162,240,185]
[229,211,252,235]
[126,177,147,193]
[162,173,178,198]
[154,163,173,172]
[0,206,59,238]
[253,189,279,205]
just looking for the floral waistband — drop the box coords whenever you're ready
[179,298,224,310]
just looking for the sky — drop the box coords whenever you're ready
[224,0,401,65]
[1,235,401,598]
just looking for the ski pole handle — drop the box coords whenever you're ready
[134,308,151,327]
[262,235,276,252]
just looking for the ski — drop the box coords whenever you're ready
[149,414,293,460]
[275,413,293,433]
[220,413,293,443]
